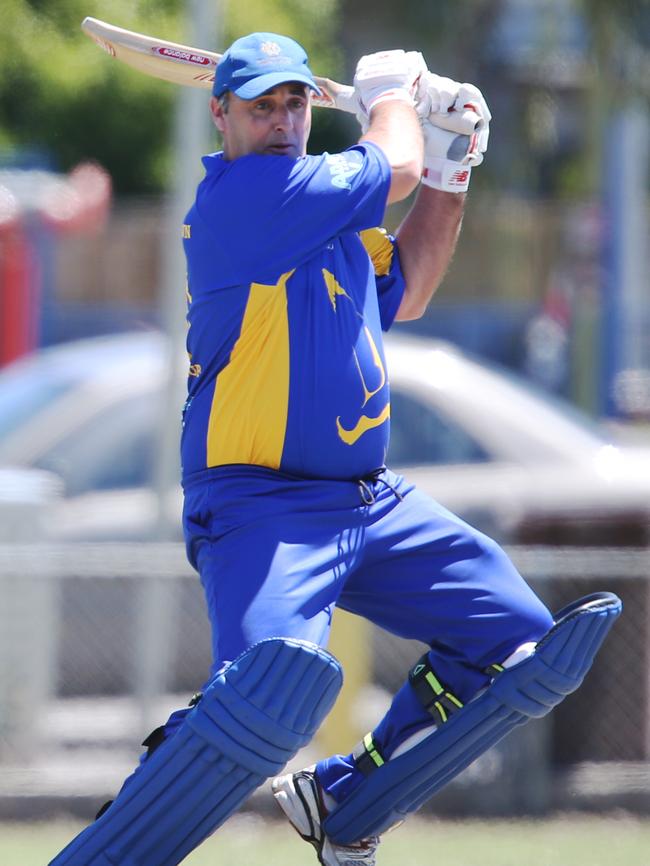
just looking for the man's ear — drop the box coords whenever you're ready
[210,96,226,133]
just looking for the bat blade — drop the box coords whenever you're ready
[81,17,356,111]
[82,17,219,89]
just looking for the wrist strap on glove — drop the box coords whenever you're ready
[367,88,415,112]
[422,158,471,193]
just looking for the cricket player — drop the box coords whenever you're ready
[51,33,620,866]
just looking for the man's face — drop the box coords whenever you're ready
[210,83,312,161]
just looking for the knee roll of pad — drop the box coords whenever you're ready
[50,638,343,866]
[324,592,621,844]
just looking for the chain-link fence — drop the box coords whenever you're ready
[0,543,648,818]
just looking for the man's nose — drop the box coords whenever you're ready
[273,105,292,128]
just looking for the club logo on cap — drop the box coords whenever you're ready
[260,41,282,56]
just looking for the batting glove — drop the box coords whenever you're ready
[421,120,477,193]
[354,49,426,129]
[416,72,491,164]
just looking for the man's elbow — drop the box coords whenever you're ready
[395,291,428,321]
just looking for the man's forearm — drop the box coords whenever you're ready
[394,185,465,321]
[361,102,423,204]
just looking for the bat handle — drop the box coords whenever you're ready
[312,84,484,134]
[312,79,357,114]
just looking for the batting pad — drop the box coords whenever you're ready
[50,638,342,866]
[324,592,621,844]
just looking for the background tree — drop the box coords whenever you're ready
[0,0,345,194]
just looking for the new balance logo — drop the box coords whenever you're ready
[449,170,470,186]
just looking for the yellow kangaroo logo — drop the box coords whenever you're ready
[323,268,353,312]
[322,269,390,446]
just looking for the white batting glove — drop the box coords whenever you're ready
[354,49,426,128]
[421,120,478,193]
[416,72,491,162]
[416,72,462,117]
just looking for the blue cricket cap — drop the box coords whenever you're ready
[213,32,321,100]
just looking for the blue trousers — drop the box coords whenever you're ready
[182,465,553,803]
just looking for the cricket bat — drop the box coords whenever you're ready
[81,17,357,113]
[81,17,482,134]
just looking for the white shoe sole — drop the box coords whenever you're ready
[272,770,379,866]
[272,771,322,842]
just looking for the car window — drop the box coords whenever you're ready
[0,376,74,442]
[32,392,170,496]
[388,388,489,466]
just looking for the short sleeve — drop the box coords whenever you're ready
[359,228,406,331]
[195,142,391,282]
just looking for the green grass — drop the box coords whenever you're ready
[4,813,649,866]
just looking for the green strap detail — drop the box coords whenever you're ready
[434,702,448,723]
[353,732,386,776]
[409,654,464,724]
[364,733,385,768]
[485,662,505,677]
[424,671,444,695]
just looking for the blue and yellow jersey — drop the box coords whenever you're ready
[181,141,405,482]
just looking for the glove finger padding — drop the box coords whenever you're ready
[415,71,462,118]
[354,49,426,122]
[417,73,491,149]
[455,83,491,124]
[454,82,491,152]
[427,109,482,137]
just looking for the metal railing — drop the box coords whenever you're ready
[0,543,648,816]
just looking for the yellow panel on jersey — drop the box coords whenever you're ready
[206,271,293,469]
[359,227,395,276]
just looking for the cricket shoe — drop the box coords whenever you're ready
[272,766,380,866]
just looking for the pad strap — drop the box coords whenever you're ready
[409,654,464,724]
[485,662,505,677]
[324,592,622,845]
[352,732,386,777]
[352,656,463,779]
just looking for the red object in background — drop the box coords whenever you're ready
[0,162,112,367]
[0,188,38,366]
[40,161,112,233]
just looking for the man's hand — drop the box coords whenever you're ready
[416,72,490,158]
[354,50,426,128]
[355,50,425,204]
[420,121,478,193]
[418,74,490,193]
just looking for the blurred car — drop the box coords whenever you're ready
[387,338,650,545]
[1,330,649,545]
[0,330,174,541]
[0,466,62,541]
